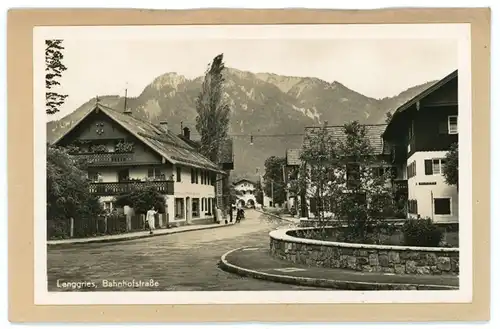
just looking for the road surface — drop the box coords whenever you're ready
[47,210,327,291]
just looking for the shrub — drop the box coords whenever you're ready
[114,184,166,214]
[402,218,443,247]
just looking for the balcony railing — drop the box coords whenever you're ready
[89,180,174,196]
[71,152,135,166]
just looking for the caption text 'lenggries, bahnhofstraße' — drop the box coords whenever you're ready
[56,279,160,290]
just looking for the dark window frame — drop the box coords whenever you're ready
[434,198,452,215]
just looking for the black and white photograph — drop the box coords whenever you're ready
[34,24,472,305]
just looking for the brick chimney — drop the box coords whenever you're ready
[183,127,190,140]
[159,121,168,133]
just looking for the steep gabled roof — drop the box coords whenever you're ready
[233,178,257,186]
[52,103,227,174]
[382,69,458,138]
[303,124,389,155]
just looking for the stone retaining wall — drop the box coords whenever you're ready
[298,219,407,228]
[269,228,459,276]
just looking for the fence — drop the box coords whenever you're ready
[47,213,170,240]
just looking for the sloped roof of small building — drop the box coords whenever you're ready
[232,178,257,186]
[53,103,227,174]
[303,124,389,155]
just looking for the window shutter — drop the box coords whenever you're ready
[438,121,448,134]
[424,160,433,175]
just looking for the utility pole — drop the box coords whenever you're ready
[271,180,274,207]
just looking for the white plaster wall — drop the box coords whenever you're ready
[173,165,215,198]
[234,182,257,206]
[92,164,216,223]
[407,151,459,223]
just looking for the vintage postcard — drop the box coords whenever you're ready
[8,8,490,322]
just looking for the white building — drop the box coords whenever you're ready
[233,179,258,207]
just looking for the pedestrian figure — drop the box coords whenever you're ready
[146,206,158,234]
[216,206,223,224]
[235,203,242,223]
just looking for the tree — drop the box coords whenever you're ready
[263,156,287,206]
[195,54,231,163]
[114,185,166,215]
[442,142,458,189]
[385,111,393,124]
[255,180,264,205]
[47,145,102,236]
[298,121,396,242]
[46,40,68,114]
[298,122,342,226]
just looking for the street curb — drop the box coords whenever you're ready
[255,209,294,223]
[219,247,459,291]
[47,223,235,247]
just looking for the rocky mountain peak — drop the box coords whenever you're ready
[151,72,188,90]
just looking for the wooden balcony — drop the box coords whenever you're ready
[89,180,174,196]
[71,152,135,166]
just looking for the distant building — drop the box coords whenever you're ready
[232,179,257,207]
[302,124,393,219]
[52,102,228,225]
[383,70,458,223]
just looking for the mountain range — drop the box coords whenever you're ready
[46,67,436,179]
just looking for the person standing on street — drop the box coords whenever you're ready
[146,206,158,235]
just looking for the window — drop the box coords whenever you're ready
[448,115,458,134]
[406,161,416,179]
[408,199,418,214]
[434,198,451,215]
[147,167,162,179]
[191,168,195,183]
[176,167,182,182]
[192,198,200,218]
[201,198,204,212]
[195,169,199,184]
[175,198,185,219]
[372,166,393,178]
[88,172,99,182]
[118,169,129,182]
[104,201,112,211]
[425,159,446,175]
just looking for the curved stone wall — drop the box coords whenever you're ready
[298,219,407,228]
[269,228,459,276]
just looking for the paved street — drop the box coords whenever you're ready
[47,210,327,291]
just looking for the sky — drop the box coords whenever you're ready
[45,33,458,121]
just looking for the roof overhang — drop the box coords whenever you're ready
[382,69,458,139]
